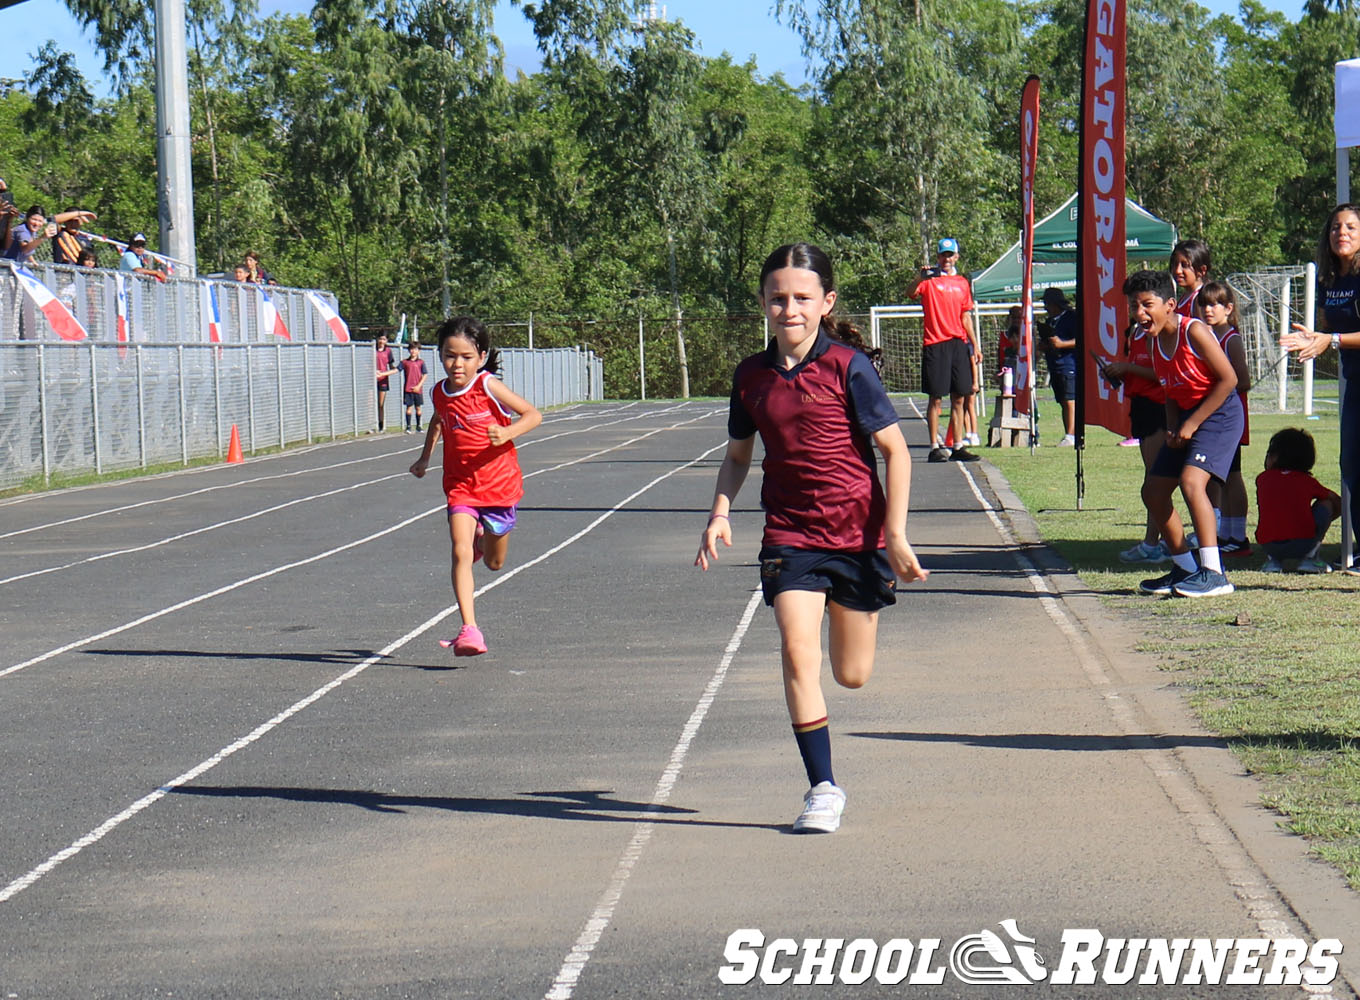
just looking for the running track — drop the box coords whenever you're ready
[1,400,1355,999]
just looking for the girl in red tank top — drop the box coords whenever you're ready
[409,317,542,657]
[1171,238,1211,319]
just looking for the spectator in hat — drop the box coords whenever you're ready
[119,233,167,282]
[51,207,98,265]
[907,237,981,462]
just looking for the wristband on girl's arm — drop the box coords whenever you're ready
[708,513,729,524]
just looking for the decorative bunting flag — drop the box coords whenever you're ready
[305,291,350,343]
[114,272,129,350]
[13,265,87,341]
[259,286,291,340]
[200,282,221,343]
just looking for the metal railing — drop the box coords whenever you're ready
[0,341,374,491]
[1,260,342,345]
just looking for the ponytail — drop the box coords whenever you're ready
[822,315,885,376]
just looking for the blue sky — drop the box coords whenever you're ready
[0,0,1297,97]
[0,0,813,94]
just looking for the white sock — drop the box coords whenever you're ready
[1200,547,1222,573]
[1172,551,1198,573]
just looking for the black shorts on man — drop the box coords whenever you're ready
[921,338,972,399]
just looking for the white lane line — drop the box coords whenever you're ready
[0,474,408,588]
[0,402,695,539]
[0,440,730,906]
[0,452,404,541]
[0,505,439,682]
[1,406,720,587]
[545,588,762,1000]
[0,409,724,683]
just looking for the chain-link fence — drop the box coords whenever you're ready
[1,260,343,345]
[872,273,1326,416]
[0,341,375,491]
[1222,266,1324,414]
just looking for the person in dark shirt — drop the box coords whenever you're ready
[695,242,928,835]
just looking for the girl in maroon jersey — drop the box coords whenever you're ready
[695,243,928,834]
[410,317,541,656]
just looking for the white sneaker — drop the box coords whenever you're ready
[966,433,981,447]
[792,781,846,833]
[1059,434,1076,447]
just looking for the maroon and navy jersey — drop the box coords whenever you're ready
[728,331,899,552]
[1152,315,1218,410]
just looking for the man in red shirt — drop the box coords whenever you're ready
[908,238,980,462]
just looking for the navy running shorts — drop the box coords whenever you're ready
[403,391,423,407]
[1150,394,1244,484]
[758,545,897,612]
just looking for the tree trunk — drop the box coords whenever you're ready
[666,227,689,398]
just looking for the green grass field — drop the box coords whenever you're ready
[975,385,1360,887]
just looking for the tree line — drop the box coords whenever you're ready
[3,0,1357,390]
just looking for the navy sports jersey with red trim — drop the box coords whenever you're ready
[728,330,899,551]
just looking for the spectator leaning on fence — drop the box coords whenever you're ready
[51,208,98,265]
[3,206,58,264]
[3,206,99,265]
[120,233,167,282]
[244,251,276,286]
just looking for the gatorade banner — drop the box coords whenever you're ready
[1076,0,1130,440]
[14,265,87,341]
[1016,75,1040,417]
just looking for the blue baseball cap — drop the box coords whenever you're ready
[937,238,960,254]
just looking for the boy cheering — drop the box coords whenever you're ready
[1126,270,1242,598]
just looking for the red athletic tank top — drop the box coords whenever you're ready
[433,371,524,507]
[1152,315,1217,410]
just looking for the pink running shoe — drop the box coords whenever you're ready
[443,624,486,656]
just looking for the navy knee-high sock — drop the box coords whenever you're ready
[793,717,834,788]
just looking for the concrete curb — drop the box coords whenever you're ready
[979,458,1360,998]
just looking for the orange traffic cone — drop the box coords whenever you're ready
[226,424,244,464]
[943,423,954,448]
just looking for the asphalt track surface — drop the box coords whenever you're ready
[1,398,1358,1000]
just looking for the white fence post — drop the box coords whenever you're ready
[136,345,147,468]
[247,344,257,452]
[178,344,189,465]
[277,342,286,449]
[638,314,646,401]
[1303,263,1317,416]
[37,344,50,484]
[90,343,103,475]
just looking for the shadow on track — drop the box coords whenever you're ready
[170,785,787,831]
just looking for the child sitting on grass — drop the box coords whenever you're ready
[1255,428,1340,574]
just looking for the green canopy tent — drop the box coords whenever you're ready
[970,194,1178,302]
